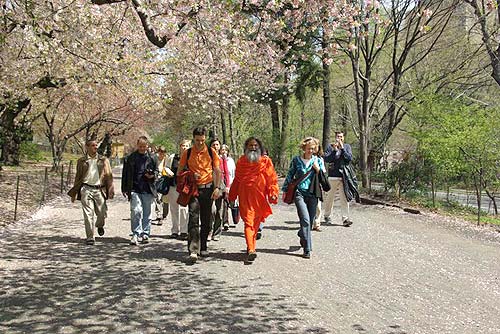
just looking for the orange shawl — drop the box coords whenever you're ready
[228,155,279,225]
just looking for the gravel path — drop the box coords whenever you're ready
[1,176,500,334]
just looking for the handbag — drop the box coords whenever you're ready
[283,170,312,205]
[155,175,170,195]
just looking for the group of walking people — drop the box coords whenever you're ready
[68,127,358,262]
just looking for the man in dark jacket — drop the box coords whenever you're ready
[122,136,158,245]
[323,131,354,227]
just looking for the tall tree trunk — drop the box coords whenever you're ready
[0,99,31,166]
[228,104,237,156]
[484,189,498,216]
[269,99,280,164]
[473,169,483,225]
[220,109,227,145]
[278,94,290,171]
[321,60,332,149]
[340,101,348,138]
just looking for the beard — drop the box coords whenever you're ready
[245,148,261,163]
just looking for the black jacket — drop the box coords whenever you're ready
[121,151,158,197]
[308,170,331,201]
[340,162,360,203]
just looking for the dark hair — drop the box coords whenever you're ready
[244,136,264,153]
[334,131,344,136]
[137,136,149,144]
[209,138,221,147]
[193,127,207,137]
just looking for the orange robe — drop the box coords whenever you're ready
[228,155,279,252]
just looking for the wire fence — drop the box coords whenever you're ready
[0,161,76,227]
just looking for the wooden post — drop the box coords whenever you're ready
[60,164,64,193]
[67,160,73,186]
[14,175,20,221]
[41,167,48,204]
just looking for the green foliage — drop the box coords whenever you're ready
[406,93,500,216]
[19,141,43,162]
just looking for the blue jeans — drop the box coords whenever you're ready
[294,191,318,253]
[130,192,154,237]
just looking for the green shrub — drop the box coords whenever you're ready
[20,142,44,161]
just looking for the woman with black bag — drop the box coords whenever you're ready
[282,137,324,259]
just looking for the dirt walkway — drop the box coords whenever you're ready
[1,175,500,334]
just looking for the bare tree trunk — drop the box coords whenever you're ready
[0,99,31,166]
[228,104,237,156]
[321,59,332,149]
[220,109,227,145]
[270,100,280,164]
[484,189,498,216]
[473,170,482,225]
[278,94,290,171]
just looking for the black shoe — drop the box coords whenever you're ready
[85,239,95,245]
[256,231,262,240]
[223,224,229,231]
[97,227,105,236]
[303,252,311,259]
[170,233,179,239]
[247,251,257,262]
[342,219,353,227]
[141,235,150,244]
[179,233,188,240]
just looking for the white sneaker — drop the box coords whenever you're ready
[189,253,198,263]
[141,235,150,244]
[324,216,332,224]
[130,235,139,246]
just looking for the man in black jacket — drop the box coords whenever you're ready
[121,136,158,245]
[323,131,354,227]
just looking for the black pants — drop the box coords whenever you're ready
[212,196,229,237]
[187,187,213,254]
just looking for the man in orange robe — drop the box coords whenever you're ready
[228,137,279,263]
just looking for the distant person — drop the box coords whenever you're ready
[154,146,169,225]
[323,131,354,227]
[220,144,237,228]
[312,140,326,231]
[177,127,222,263]
[209,138,227,241]
[282,137,324,259]
[121,136,158,245]
[68,139,114,245]
[165,139,191,240]
[228,137,279,263]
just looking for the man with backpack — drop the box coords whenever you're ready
[177,127,222,262]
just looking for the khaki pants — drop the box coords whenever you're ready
[80,185,107,241]
[323,177,349,223]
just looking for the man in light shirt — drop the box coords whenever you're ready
[68,139,114,245]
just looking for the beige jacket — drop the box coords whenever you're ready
[67,155,114,201]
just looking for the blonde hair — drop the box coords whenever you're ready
[300,137,317,150]
[179,139,191,147]
[220,144,230,155]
